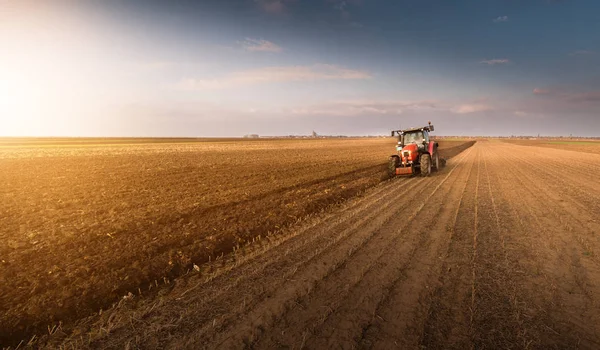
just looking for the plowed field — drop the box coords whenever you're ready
[34,140,600,349]
[0,138,472,347]
[502,139,600,155]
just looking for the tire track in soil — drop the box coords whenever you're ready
[174,179,436,347]
[420,145,482,349]
[515,143,600,179]
[71,152,473,349]
[485,143,600,348]
[514,157,600,273]
[151,142,599,350]
[47,141,600,349]
[352,145,477,350]
[482,143,583,349]
[41,172,425,349]
[468,144,541,349]
[186,150,475,349]
[247,148,476,350]
[0,161,391,344]
[82,177,432,349]
[498,143,600,214]
[491,144,600,270]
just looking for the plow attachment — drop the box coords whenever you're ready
[395,167,414,176]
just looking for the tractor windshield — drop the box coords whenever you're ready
[403,131,424,144]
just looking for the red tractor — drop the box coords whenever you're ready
[388,121,441,177]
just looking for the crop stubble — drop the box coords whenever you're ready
[0,138,471,346]
[32,140,600,349]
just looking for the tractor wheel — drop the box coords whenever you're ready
[421,154,431,177]
[388,156,399,178]
[433,152,440,171]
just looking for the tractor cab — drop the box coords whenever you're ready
[397,129,430,151]
[388,121,439,177]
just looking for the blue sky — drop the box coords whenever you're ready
[1,0,599,136]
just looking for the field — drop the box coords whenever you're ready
[502,138,600,155]
[18,138,600,349]
[0,137,472,347]
[62,139,599,350]
[5,138,600,349]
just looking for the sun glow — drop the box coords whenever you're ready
[0,1,123,137]
[0,57,49,136]
[0,49,69,136]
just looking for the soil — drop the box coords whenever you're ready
[0,138,470,347]
[27,140,600,349]
[501,139,600,155]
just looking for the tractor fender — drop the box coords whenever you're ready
[427,141,438,155]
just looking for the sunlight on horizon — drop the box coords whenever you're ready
[0,1,126,137]
[1,0,599,137]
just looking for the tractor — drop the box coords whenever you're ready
[388,121,441,177]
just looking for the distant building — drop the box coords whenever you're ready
[243,134,259,139]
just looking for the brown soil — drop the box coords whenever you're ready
[0,138,470,347]
[501,139,600,155]
[28,140,600,349]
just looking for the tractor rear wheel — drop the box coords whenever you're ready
[388,156,399,178]
[433,152,440,171]
[421,154,431,177]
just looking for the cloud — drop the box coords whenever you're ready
[254,0,285,14]
[288,99,440,117]
[290,99,501,117]
[328,0,358,19]
[514,111,528,116]
[493,16,509,23]
[569,91,600,102]
[333,0,347,11]
[240,38,282,52]
[532,86,600,104]
[451,104,493,114]
[569,50,594,56]
[179,64,371,90]
[286,98,502,118]
[480,59,510,65]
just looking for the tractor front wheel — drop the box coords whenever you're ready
[421,154,431,177]
[388,156,400,178]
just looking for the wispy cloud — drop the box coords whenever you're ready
[288,99,440,117]
[451,104,493,114]
[288,99,500,117]
[254,0,286,14]
[533,88,552,95]
[179,64,371,90]
[240,38,283,52]
[328,0,362,20]
[333,0,349,17]
[569,50,594,56]
[493,16,509,23]
[569,91,600,102]
[533,87,600,103]
[480,58,510,65]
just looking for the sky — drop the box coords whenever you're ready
[0,0,599,137]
